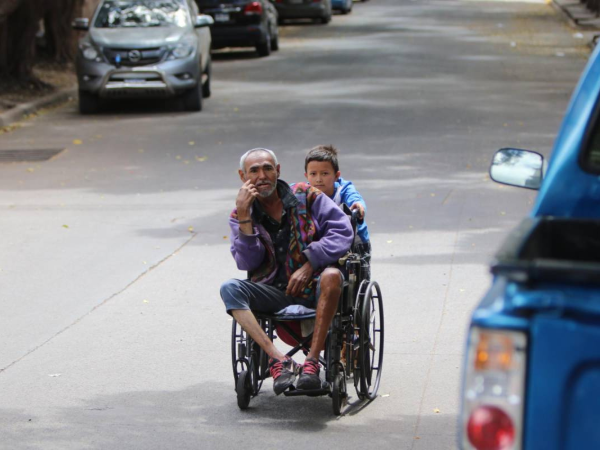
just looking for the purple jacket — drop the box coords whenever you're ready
[229,183,353,284]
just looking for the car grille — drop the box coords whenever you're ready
[103,47,166,66]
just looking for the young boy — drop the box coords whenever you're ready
[304,145,371,261]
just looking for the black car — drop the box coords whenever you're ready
[196,0,279,57]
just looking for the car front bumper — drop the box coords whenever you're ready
[76,54,200,98]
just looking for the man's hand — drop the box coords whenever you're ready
[350,202,365,220]
[286,261,314,297]
[236,179,258,217]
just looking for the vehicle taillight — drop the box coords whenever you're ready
[461,328,527,450]
[244,1,263,14]
[467,405,515,450]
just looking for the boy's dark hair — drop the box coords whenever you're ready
[305,145,340,172]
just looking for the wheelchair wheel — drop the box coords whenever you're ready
[237,370,252,410]
[332,373,347,416]
[231,319,267,394]
[357,281,384,400]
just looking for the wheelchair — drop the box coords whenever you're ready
[230,210,384,415]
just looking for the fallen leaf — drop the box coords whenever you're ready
[143,299,149,303]
[27,168,35,173]
[430,193,436,197]
[223,236,228,239]
[233,107,239,112]
[48,373,62,377]
[176,155,182,160]
[434,408,440,413]
[188,226,194,232]
[73,139,83,145]
[189,141,195,146]
[143,261,147,265]
[381,394,390,398]
[138,149,144,153]
[387,240,393,244]
[62,224,69,229]
[196,156,208,162]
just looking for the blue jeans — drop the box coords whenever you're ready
[220,279,316,315]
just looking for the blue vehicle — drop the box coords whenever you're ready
[331,0,352,14]
[459,45,600,449]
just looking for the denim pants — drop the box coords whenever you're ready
[220,279,317,315]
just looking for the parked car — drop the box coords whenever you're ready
[331,0,352,15]
[72,0,213,114]
[196,0,279,57]
[272,0,332,24]
[459,46,600,449]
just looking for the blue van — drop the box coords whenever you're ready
[459,45,600,449]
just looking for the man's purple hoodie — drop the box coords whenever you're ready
[229,180,353,285]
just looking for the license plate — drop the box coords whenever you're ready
[214,13,229,22]
[289,0,303,4]
[128,79,146,84]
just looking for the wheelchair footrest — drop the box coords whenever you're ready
[283,381,330,397]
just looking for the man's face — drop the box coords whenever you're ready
[239,151,280,198]
[305,160,340,197]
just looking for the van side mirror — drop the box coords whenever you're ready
[490,148,544,190]
[195,15,214,28]
[72,18,89,31]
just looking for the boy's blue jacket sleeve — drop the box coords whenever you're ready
[338,177,366,211]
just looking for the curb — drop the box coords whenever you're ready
[551,0,600,47]
[0,87,77,129]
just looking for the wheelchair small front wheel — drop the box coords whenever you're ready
[237,370,252,410]
[332,374,347,416]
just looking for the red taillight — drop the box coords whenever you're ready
[244,1,263,14]
[467,406,514,450]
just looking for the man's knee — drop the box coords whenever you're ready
[320,268,343,294]
[220,279,250,311]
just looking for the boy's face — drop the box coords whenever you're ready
[305,161,340,197]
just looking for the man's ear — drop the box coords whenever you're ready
[335,171,341,179]
[276,164,281,178]
[238,169,246,182]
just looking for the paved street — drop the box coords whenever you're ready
[0,0,590,449]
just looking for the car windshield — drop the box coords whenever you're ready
[94,0,189,28]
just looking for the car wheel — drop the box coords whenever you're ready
[78,90,99,115]
[182,83,202,112]
[270,27,279,52]
[202,57,211,99]
[320,14,331,24]
[256,31,272,57]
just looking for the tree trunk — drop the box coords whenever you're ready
[43,0,84,63]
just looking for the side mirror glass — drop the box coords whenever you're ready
[195,15,214,28]
[72,18,89,31]
[490,148,544,190]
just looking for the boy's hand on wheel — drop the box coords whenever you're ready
[286,262,314,297]
[350,202,365,220]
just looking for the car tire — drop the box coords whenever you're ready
[202,57,211,99]
[271,28,279,52]
[78,90,99,115]
[256,31,272,57]
[320,14,331,24]
[182,83,203,112]
[342,0,352,14]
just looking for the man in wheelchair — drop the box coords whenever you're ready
[220,148,354,395]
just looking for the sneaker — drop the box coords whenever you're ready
[269,357,298,395]
[297,357,322,390]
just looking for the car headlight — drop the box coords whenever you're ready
[79,43,103,62]
[461,328,527,450]
[83,47,98,60]
[169,41,195,60]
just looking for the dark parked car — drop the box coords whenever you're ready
[73,0,213,114]
[272,0,332,24]
[196,0,279,57]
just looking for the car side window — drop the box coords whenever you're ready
[580,101,600,174]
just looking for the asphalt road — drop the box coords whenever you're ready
[0,1,590,449]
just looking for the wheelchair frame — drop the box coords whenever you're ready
[231,246,384,415]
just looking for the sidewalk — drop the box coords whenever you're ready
[0,87,76,130]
